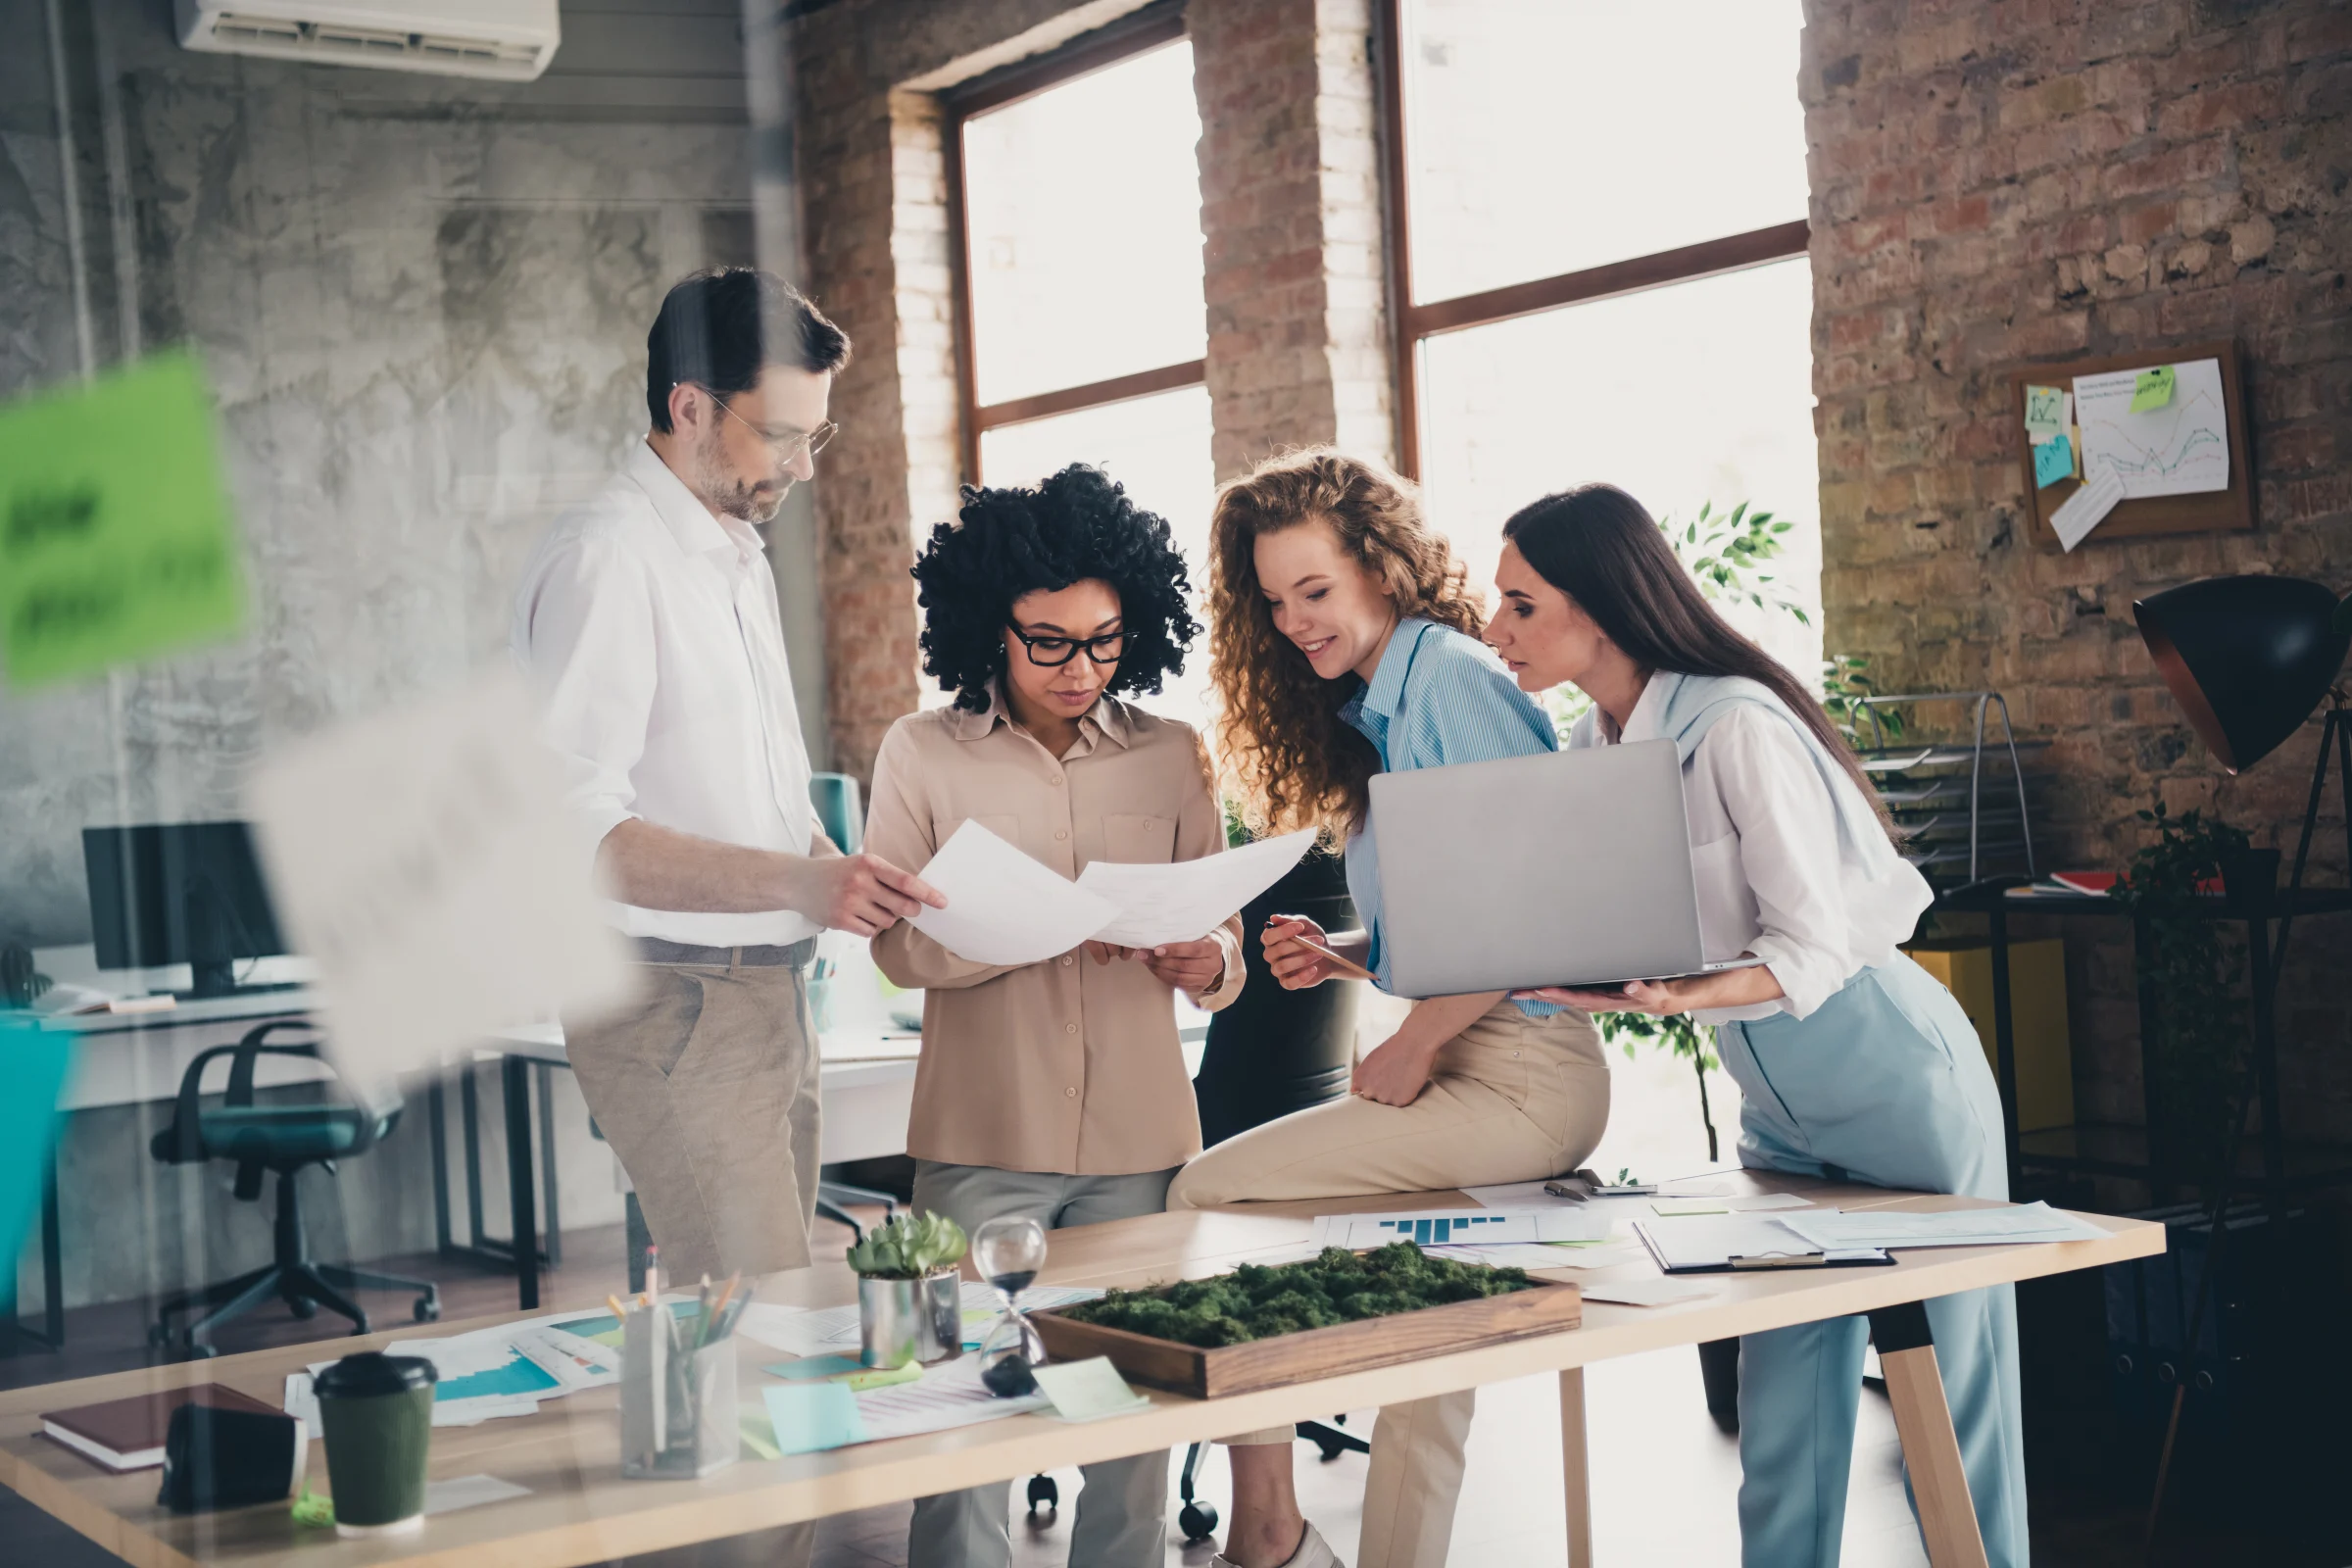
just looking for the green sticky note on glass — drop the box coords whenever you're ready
[2131,365,2176,413]
[2023,385,2065,439]
[2033,432,2075,489]
[764,1381,866,1455]
[1031,1356,1152,1423]
[0,351,246,689]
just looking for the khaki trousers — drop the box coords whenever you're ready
[564,956,822,1283]
[1169,1000,1609,1568]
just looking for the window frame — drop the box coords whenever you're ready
[944,1,1201,486]
[1374,0,1812,478]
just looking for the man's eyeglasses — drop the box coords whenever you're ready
[710,394,839,464]
[1007,625,1126,667]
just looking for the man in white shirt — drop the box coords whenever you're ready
[514,269,942,1298]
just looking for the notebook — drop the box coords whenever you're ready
[41,1385,283,1472]
[1634,1213,1893,1275]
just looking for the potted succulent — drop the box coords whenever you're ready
[848,1213,968,1369]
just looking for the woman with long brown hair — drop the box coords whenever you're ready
[1485,482,2023,1568]
[1168,450,1612,1568]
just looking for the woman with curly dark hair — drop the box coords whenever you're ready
[863,464,1245,1568]
[1167,450,1610,1568]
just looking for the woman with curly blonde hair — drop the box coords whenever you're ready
[1169,450,1610,1568]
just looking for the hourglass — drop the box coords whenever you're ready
[972,1215,1049,1397]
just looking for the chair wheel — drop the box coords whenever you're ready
[1025,1473,1058,1516]
[1312,1433,1350,1461]
[414,1297,440,1323]
[1178,1500,1219,1542]
[288,1297,318,1320]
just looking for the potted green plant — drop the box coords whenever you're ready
[848,1212,968,1369]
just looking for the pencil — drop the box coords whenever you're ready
[607,1294,631,1322]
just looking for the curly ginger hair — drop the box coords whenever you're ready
[1208,449,1487,837]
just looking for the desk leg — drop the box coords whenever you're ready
[1869,1303,1987,1568]
[503,1054,540,1311]
[1558,1365,1593,1568]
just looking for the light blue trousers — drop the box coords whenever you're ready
[906,1160,1178,1568]
[1715,956,2030,1568]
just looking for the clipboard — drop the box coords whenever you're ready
[1635,1215,1893,1275]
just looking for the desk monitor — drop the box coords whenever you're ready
[82,821,291,1000]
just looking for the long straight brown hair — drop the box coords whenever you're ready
[1502,484,1894,836]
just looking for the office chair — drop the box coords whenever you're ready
[150,1019,439,1358]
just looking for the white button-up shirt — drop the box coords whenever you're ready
[512,441,818,947]
[1568,677,1933,1025]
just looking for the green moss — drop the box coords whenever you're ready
[1058,1243,1534,1348]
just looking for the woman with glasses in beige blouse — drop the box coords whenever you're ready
[864,464,1246,1568]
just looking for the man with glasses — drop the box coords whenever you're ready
[513,270,942,1373]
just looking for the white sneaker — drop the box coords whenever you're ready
[1210,1520,1347,1568]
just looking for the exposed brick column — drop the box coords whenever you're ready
[1803,1,2352,1138]
[1191,0,1394,479]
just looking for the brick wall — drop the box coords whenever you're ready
[1190,0,1393,478]
[786,0,1396,774]
[1803,1,2352,1141]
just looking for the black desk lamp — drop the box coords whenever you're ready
[2131,574,2350,1544]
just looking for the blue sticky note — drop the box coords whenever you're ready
[2033,433,2074,489]
[0,1026,72,1265]
[764,1381,866,1455]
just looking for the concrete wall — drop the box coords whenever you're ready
[0,0,795,1304]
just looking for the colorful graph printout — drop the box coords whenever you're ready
[2072,358,2229,500]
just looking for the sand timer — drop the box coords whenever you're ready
[972,1215,1049,1397]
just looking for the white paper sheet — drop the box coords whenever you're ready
[425,1474,532,1516]
[1649,1193,1816,1216]
[1425,1242,1601,1270]
[2073,358,2229,499]
[1778,1201,2109,1251]
[855,1353,1050,1440]
[2050,465,2126,550]
[1075,829,1317,948]
[1578,1278,1715,1307]
[1310,1207,1614,1249]
[244,668,636,1083]
[908,820,1120,965]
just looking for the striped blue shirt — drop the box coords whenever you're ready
[1339,618,1564,1015]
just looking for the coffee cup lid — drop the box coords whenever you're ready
[314,1350,437,1398]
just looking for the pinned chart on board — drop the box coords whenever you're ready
[909,820,1315,967]
[2073,358,2229,501]
[0,352,248,690]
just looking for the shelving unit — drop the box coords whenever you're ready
[1849,691,2052,890]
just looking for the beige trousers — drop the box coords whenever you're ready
[1169,999,1609,1568]
[564,956,822,1283]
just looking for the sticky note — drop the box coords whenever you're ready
[1031,1357,1152,1423]
[243,668,637,1084]
[2132,365,2176,413]
[764,1382,866,1455]
[2023,385,2065,439]
[2034,433,2075,489]
[0,352,246,689]
[0,1025,73,1272]
[763,1355,921,1393]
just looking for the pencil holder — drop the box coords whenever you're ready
[620,1318,739,1480]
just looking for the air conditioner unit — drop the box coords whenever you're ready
[175,0,561,82]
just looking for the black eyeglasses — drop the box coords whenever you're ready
[1007,625,1126,667]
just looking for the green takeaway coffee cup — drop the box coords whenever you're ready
[314,1351,436,1538]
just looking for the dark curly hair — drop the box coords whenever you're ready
[910,464,1201,712]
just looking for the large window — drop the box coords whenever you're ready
[949,12,1218,726]
[1384,0,1820,677]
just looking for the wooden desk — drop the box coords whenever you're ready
[0,1175,2163,1568]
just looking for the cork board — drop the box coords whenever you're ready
[2008,338,2252,550]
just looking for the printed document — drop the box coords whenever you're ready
[1778,1201,2109,1251]
[1077,828,1316,948]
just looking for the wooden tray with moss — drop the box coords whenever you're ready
[1030,1243,1581,1399]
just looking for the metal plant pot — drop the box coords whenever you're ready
[858,1267,965,1368]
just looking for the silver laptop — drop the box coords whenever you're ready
[1369,738,1766,998]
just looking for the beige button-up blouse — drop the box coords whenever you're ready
[865,688,1246,1175]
